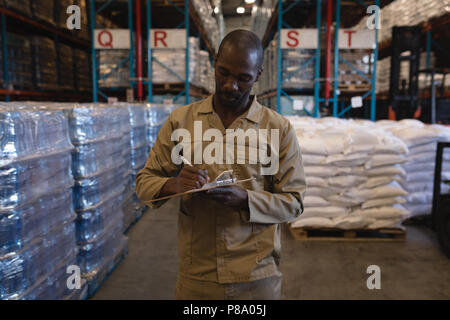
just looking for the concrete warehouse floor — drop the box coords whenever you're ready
[92,199,450,300]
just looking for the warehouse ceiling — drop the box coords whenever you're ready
[221,0,256,17]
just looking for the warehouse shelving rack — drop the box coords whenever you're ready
[259,0,322,117]
[146,0,217,104]
[89,0,135,102]
[258,0,396,120]
[332,0,379,121]
[0,5,92,102]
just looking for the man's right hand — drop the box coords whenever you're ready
[159,166,210,196]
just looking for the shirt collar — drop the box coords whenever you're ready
[197,95,262,124]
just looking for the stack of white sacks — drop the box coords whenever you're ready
[375,119,450,218]
[288,116,411,230]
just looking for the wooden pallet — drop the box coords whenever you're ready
[288,225,406,242]
[338,83,371,92]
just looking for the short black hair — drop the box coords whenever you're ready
[217,29,263,69]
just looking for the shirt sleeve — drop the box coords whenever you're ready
[136,113,180,208]
[245,122,306,224]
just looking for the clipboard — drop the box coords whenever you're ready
[143,177,255,204]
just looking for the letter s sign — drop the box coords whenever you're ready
[286,30,299,48]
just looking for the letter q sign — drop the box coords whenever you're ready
[94,29,131,49]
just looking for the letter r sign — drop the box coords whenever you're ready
[150,29,187,49]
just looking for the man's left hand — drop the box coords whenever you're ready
[205,185,249,210]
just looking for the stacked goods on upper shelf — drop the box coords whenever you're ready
[193,50,215,94]
[283,49,315,89]
[146,104,179,149]
[1,0,32,16]
[0,32,33,90]
[352,0,450,45]
[58,43,75,91]
[96,15,129,88]
[250,0,276,41]
[98,50,130,88]
[191,0,220,51]
[255,39,277,96]
[375,56,391,94]
[376,52,439,95]
[333,50,373,90]
[255,34,315,99]
[64,104,129,296]
[376,119,450,218]
[32,36,58,91]
[31,0,55,26]
[288,116,410,230]
[74,48,91,91]
[152,37,199,84]
[118,103,148,231]
[0,104,80,300]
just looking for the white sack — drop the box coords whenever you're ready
[300,206,349,219]
[346,181,408,201]
[362,197,406,209]
[359,176,402,189]
[351,204,409,219]
[305,176,328,188]
[366,218,404,229]
[325,194,362,207]
[365,154,407,169]
[332,215,371,230]
[326,152,369,167]
[328,175,367,188]
[303,165,351,177]
[290,217,335,229]
[306,187,341,197]
[304,196,329,208]
[366,165,406,177]
[302,154,327,165]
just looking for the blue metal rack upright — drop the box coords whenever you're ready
[274,0,322,117]
[146,0,190,105]
[89,0,134,102]
[332,0,379,121]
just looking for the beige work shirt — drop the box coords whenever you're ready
[136,95,306,284]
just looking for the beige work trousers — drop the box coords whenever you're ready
[175,275,282,300]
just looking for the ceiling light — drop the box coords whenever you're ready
[236,6,245,14]
[245,0,256,3]
[214,6,219,14]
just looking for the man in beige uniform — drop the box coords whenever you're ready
[136,30,306,300]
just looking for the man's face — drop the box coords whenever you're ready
[214,45,261,108]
